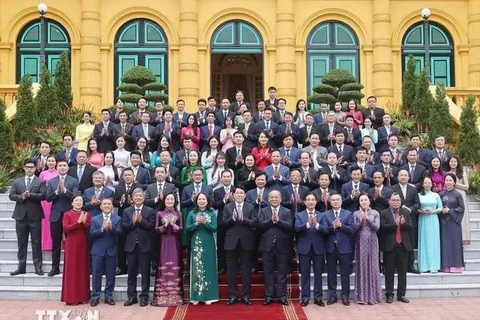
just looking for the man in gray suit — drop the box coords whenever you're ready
[9,159,46,276]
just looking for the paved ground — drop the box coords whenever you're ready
[2,298,480,319]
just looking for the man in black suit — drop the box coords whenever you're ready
[149,101,164,126]
[93,108,118,153]
[56,134,78,167]
[322,153,349,194]
[33,141,51,176]
[216,98,237,126]
[391,170,421,274]
[223,186,257,306]
[369,170,393,212]
[272,98,287,124]
[129,97,150,125]
[374,150,399,187]
[298,151,318,190]
[153,110,181,152]
[122,189,155,307]
[362,96,385,129]
[405,135,430,167]
[253,108,280,146]
[193,98,208,127]
[131,113,155,150]
[68,150,96,194]
[230,90,251,112]
[128,151,151,189]
[145,166,177,211]
[9,159,46,276]
[207,96,218,112]
[226,132,251,170]
[429,135,454,171]
[252,101,267,123]
[174,137,195,170]
[115,111,134,151]
[387,134,405,168]
[236,111,257,150]
[312,172,338,212]
[281,169,309,214]
[327,131,356,166]
[343,115,362,148]
[113,168,138,275]
[400,148,427,190]
[379,192,413,303]
[264,86,279,110]
[298,114,320,147]
[258,190,293,306]
[157,151,182,190]
[319,112,344,148]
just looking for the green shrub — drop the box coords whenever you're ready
[13,74,37,144]
[54,51,73,110]
[0,99,13,166]
[457,95,480,166]
[0,165,11,193]
[9,142,36,178]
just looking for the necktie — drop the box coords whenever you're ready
[322,190,328,209]
[338,145,343,154]
[281,111,284,118]
[439,150,444,160]
[286,149,290,157]
[307,126,311,136]
[144,125,149,138]
[410,165,415,177]
[78,166,83,181]
[60,176,65,182]
[394,210,402,244]
[260,112,264,120]
[195,184,201,194]
[237,149,241,155]
[121,125,126,134]
[26,177,31,189]
[354,184,358,190]
[135,208,140,215]
[65,149,70,161]
[209,125,213,136]
[266,121,270,130]
[158,183,163,193]
[224,111,228,119]
[104,214,110,221]
[274,166,279,176]
[95,188,101,197]
[237,205,242,216]
[272,208,278,243]
[348,129,352,136]
[126,185,131,194]
[334,211,339,219]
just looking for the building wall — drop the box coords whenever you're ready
[0,0,475,113]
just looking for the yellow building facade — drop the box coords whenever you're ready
[0,0,478,114]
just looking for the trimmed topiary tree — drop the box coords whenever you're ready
[428,84,453,145]
[457,95,480,166]
[36,64,60,126]
[308,69,364,106]
[13,74,37,143]
[54,51,73,111]
[0,99,14,165]
[402,55,417,115]
[411,68,434,131]
[117,66,168,105]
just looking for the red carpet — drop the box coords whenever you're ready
[163,302,308,320]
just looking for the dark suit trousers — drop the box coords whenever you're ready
[117,234,127,272]
[15,218,42,269]
[326,247,350,299]
[217,216,227,271]
[263,247,289,299]
[299,249,324,300]
[50,214,64,269]
[226,242,253,299]
[91,254,117,301]
[151,231,158,271]
[383,244,408,298]
[126,244,151,300]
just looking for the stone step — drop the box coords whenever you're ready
[0,218,15,229]
[0,249,64,261]
[0,260,63,273]
[0,273,143,287]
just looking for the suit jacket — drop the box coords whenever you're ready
[311,188,338,212]
[213,186,233,221]
[374,164,399,186]
[144,181,177,211]
[172,112,190,126]
[33,155,47,176]
[237,122,257,150]
[279,147,302,168]
[298,125,320,147]
[319,166,349,194]
[111,109,128,124]
[324,209,355,254]
[150,111,164,126]
[376,126,400,152]
[9,176,46,221]
[128,166,151,189]
[400,163,427,190]
[258,206,293,253]
[319,124,344,148]
[193,111,208,127]
[299,167,319,190]
[327,144,356,164]
[313,113,328,126]
[347,163,375,186]
[295,210,329,255]
[115,123,135,150]
[390,184,420,224]
[113,182,140,216]
[153,121,181,152]
[281,184,309,212]
[56,148,78,166]
[253,120,280,145]
[429,148,454,171]
[200,125,221,151]
[222,202,257,250]
[230,101,251,113]
[93,121,118,153]
[90,213,122,256]
[264,99,278,109]
[343,127,362,148]
[340,181,370,212]
[277,123,300,146]
[362,107,385,129]
[368,186,393,212]
[83,186,115,217]
[389,149,405,168]
[129,110,149,125]
[174,149,192,169]
[164,165,182,190]
[215,110,237,126]
[226,146,251,170]
[265,164,290,191]
[180,183,214,210]
[402,148,430,168]
[68,164,96,194]
[379,207,413,252]
[245,188,270,211]
[131,123,156,142]
[121,205,156,253]
[46,175,79,223]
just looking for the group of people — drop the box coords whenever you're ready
[8,87,468,308]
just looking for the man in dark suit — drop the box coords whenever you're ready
[322,153,349,194]
[295,193,329,307]
[122,189,155,307]
[172,99,190,127]
[429,135,454,171]
[312,172,338,212]
[83,171,115,217]
[298,152,319,190]
[9,159,46,276]
[272,98,288,124]
[111,99,126,124]
[340,165,370,213]
[216,98,237,126]
[253,108,280,146]
[93,108,118,153]
[113,168,138,275]
[405,134,430,167]
[33,141,51,176]
[376,114,399,152]
[68,150,96,194]
[131,113,155,150]
[281,169,309,214]
[193,98,208,127]
[153,110,181,152]
[46,159,79,276]
[180,168,214,214]
[400,148,427,190]
[264,86,279,110]
[347,146,375,186]
[226,132,251,170]
[258,190,293,306]
[149,102,165,126]
[145,166,177,211]
[230,91,251,112]
[174,137,195,170]
[387,134,405,168]
[277,112,300,147]
[129,97,149,125]
[223,186,257,306]
[237,110,257,150]
[156,151,182,190]
[115,111,134,151]
[89,198,122,306]
[279,134,302,168]
[313,103,329,125]
[379,192,413,303]
[213,171,235,275]
[319,112,344,148]
[298,114,320,147]
[128,151,151,189]
[369,170,394,212]
[264,150,290,191]
[252,101,267,123]
[200,112,221,151]
[56,134,78,167]
[374,150,399,187]
[391,170,421,274]
[327,131,356,166]
[343,115,362,148]
[324,194,355,306]
[362,96,385,129]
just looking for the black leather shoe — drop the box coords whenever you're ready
[386,296,393,303]
[150,270,156,277]
[263,298,273,305]
[342,297,350,306]
[279,298,289,306]
[116,268,127,275]
[104,298,115,305]
[397,296,410,303]
[226,298,237,306]
[241,297,252,305]
[140,300,148,307]
[300,299,309,306]
[408,268,420,274]
[9,269,26,276]
[327,298,337,305]
[35,269,44,276]
[90,300,99,307]
[48,268,60,277]
[314,299,325,307]
[124,298,138,306]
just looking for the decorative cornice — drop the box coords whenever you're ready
[179,12,198,22]
[468,13,480,24]
[0,42,13,51]
[179,62,199,72]
[372,38,392,48]
[276,13,295,23]
[276,62,296,72]
[81,11,101,22]
[80,86,102,97]
[372,63,393,73]
[373,88,394,97]
[80,61,101,72]
[372,13,391,23]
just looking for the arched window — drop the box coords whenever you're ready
[211,20,263,53]
[16,19,70,82]
[402,22,454,86]
[114,19,168,98]
[307,21,359,95]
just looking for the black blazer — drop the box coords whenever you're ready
[153,121,181,152]
[113,182,140,216]
[327,144,356,164]
[68,164,96,194]
[93,122,118,153]
[9,176,46,221]
[226,146,251,170]
[215,110,237,126]
[298,125,320,147]
[379,207,413,252]
[343,127,362,148]
[311,188,338,212]
[144,181,177,211]
[299,167,319,190]
[390,184,421,223]
[362,107,385,129]
[368,186,393,212]
[399,163,427,190]
[121,205,156,253]
[319,166,349,194]
[115,123,134,150]
[222,202,257,250]
[258,206,293,253]
[319,124,344,148]
[264,99,278,109]
[236,122,257,150]
[230,101,251,112]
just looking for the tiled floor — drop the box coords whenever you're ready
[1,298,480,319]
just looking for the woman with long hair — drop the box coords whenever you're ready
[219,116,237,152]
[98,151,120,191]
[360,118,378,152]
[236,154,259,191]
[448,155,471,245]
[151,135,176,169]
[427,156,445,193]
[151,194,183,307]
[180,114,201,151]
[86,138,104,169]
[439,173,465,273]
[185,193,219,305]
[180,150,206,186]
[417,176,442,273]
[293,99,308,128]
[201,136,220,169]
[112,135,130,176]
[251,131,273,171]
[345,99,363,129]
[39,155,59,251]
[206,152,234,189]
[75,112,94,151]
[135,137,152,169]
[332,100,346,126]
[234,103,248,127]
[353,193,381,305]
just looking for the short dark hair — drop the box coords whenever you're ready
[176,99,185,104]
[207,96,216,101]
[130,151,142,158]
[197,98,207,105]
[278,98,286,104]
[367,96,377,102]
[255,172,267,180]
[268,86,277,92]
[101,108,110,114]
[24,159,35,166]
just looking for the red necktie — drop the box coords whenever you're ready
[394,210,402,244]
